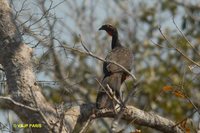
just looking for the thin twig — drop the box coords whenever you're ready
[184,94,200,115]
[79,116,93,133]
[0,96,38,112]
[29,85,53,132]
[0,67,4,72]
[106,84,122,107]
[172,18,200,57]
[111,81,140,132]
[158,27,200,67]
[61,45,137,81]
[173,110,197,128]
[151,39,174,50]
[95,78,122,106]
[95,78,113,100]
[0,121,14,133]
[123,81,140,105]
[78,36,137,80]
[79,35,90,53]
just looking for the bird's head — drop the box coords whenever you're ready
[99,24,118,36]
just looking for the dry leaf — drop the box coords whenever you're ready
[162,85,173,91]
[173,90,185,98]
[180,119,187,129]
[185,127,190,133]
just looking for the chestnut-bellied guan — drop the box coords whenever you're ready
[96,24,133,109]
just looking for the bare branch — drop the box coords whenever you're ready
[60,45,137,81]
[172,18,200,57]
[79,116,93,133]
[0,67,4,72]
[158,27,200,67]
[94,105,183,133]
[29,85,52,132]
[0,96,183,133]
[0,96,38,112]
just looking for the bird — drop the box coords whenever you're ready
[96,24,133,109]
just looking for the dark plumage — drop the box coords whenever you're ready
[96,73,122,109]
[96,24,133,109]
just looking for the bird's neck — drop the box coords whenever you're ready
[111,33,121,49]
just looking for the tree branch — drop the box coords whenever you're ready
[158,27,200,67]
[73,103,183,133]
[60,45,137,81]
[0,96,183,133]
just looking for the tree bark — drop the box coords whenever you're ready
[0,0,183,133]
[0,0,74,132]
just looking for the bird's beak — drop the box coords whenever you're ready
[99,26,104,30]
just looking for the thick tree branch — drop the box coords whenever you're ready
[72,104,183,133]
[0,95,183,133]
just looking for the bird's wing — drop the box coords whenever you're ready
[104,47,133,74]
[96,73,122,109]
